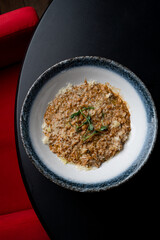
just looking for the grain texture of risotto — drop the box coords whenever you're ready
[42,80,131,168]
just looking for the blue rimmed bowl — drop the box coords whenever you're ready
[20,56,158,192]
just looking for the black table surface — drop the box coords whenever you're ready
[15,0,159,239]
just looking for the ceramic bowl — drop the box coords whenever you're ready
[20,56,157,192]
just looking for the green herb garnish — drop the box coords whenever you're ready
[70,110,81,119]
[79,111,94,131]
[83,125,108,141]
[70,106,94,131]
[70,106,109,141]
[101,111,105,125]
[82,131,97,141]
[76,119,88,131]
[70,106,94,119]
[81,106,94,111]
[88,123,94,131]
[76,114,94,131]
[99,125,108,131]
[69,121,73,127]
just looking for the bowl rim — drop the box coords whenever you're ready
[20,56,158,192]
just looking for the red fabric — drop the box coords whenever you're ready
[0,7,49,240]
[0,64,32,215]
[0,7,39,68]
[0,209,50,240]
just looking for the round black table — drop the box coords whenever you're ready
[15,0,159,239]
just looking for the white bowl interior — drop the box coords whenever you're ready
[29,66,147,184]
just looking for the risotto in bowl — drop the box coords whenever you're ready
[20,56,157,192]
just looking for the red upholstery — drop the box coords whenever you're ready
[0,7,49,240]
[0,64,32,215]
[0,209,49,240]
[0,7,39,68]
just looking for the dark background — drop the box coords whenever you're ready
[15,0,159,239]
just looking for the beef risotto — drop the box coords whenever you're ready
[42,80,131,168]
